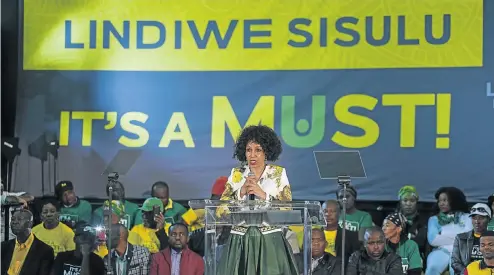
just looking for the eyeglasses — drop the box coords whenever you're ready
[471,207,488,213]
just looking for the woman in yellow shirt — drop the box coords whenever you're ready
[31,199,75,256]
[130,198,170,253]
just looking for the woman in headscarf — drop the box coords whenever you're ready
[216,125,298,275]
[396,186,428,259]
[425,187,471,275]
[93,200,141,258]
[383,212,423,275]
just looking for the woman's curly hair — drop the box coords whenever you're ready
[233,125,282,162]
[433,187,469,214]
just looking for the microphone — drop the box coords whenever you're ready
[247,171,255,201]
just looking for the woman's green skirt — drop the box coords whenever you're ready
[217,226,299,275]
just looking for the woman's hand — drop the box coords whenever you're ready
[154,212,165,230]
[240,175,256,198]
[246,182,267,200]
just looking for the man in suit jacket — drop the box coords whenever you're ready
[1,209,54,275]
[295,228,343,275]
[324,200,362,263]
[150,223,204,275]
[104,223,151,275]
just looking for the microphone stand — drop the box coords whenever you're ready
[106,172,119,275]
[338,175,351,275]
[53,148,58,192]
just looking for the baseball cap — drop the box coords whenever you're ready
[55,180,74,199]
[470,203,492,219]
[211,176,228,196]
[74,222,96,237]
[141,197,164,212]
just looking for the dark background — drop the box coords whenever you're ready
[1,0,20,182]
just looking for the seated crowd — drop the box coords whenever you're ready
[1,178,494,275]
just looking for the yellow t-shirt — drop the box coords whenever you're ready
[32,222,75,256]
[8,233,35,275]
[324,230,337,256]
[465,260,494,275]
[130,224,170,253]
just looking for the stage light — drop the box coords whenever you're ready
[1,137,21,161]
[47,139,60,158]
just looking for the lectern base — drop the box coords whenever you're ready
[218,226,299,275]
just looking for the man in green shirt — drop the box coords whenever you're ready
[382,212,423,275]
[336,185,373,234]
[150,181,186,225]
[56,181,93,229]
[92,181,140,229]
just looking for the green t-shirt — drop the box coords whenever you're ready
[59,199,93,228]
[338,209,373,232]
[92,200,141,229]
[163,200,187,224]
[131,200,187,226]
[487,219,494,231]
[386,239,423,274]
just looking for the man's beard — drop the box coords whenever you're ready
[13,228,31,237]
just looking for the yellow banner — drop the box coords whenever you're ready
[23,0,483,71]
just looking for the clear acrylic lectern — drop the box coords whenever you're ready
[188,200,326,275]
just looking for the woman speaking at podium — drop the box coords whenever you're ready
[217,125,299,275]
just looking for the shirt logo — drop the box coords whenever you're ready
[401,257,409,274]
[471,245,483,260]
[62,263,81,275]
[338,220,359,231]
[120,215,130,228]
